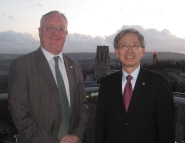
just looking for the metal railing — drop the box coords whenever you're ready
[0,90,185,143]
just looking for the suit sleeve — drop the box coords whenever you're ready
[157,77,175,143]
[68,63,89,141]
[8,59,60,143]
[95,80,107,143]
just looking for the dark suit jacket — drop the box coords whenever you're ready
[8,48,89,143]
[95,67,174,143]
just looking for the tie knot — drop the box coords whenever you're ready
[54,56,59,62]
[126,75,133,82]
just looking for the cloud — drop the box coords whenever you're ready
[8,16,15,19]
[1,13,15,20]
[114,25,185,53]
[29,2,43,7]
[38,3,43,7]
[63,33,106,53]
[1,25,185,54]
[0,31,39,54]
[0,13,6,16]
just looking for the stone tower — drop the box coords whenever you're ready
[153,51,158,66]
[94,46,111,77]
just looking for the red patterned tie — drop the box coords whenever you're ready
[123,75,133,112]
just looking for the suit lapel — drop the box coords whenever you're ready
[35,48,59,99]
[127,67,149,117]
[63,55,75,112]
[113,71,127,114]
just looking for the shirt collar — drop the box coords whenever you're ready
[41,46,64,63]
[122,65,140,81]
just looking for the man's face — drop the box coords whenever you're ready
[38,13,68,55]
[114,32,145,73]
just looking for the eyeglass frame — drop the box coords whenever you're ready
[40,26,68,34]
[118,43,141,51]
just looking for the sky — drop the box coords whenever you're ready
[1,0,185,53]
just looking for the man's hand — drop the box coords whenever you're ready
[60,135,80,143]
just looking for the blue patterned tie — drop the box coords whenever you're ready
[54,56,70,139]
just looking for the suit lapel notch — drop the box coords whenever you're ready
[36,48,58,96]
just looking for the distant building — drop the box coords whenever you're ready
[153,51,158,65]
[94,46,111,77]
[0,70,9,75]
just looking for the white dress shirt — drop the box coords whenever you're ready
[122,66,140,94]
[41,47,70,106]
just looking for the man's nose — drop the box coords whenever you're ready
[52,29,59,35]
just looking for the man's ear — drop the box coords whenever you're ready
[141,48,146,57]
[114,48,119,58]
[38,28,41,37]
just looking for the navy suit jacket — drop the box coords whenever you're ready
[95,67,174,143]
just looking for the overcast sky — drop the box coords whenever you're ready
[1,0,185,54]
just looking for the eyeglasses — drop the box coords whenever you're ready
[41,26,67,34]
[119,43,141,51]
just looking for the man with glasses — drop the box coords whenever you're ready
[8,10,89,143]
[95,28,174,143]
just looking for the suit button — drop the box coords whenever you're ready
[125,123,129,125]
